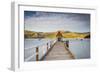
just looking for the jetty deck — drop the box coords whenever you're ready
[42,41,75,60]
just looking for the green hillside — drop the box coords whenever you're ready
[24,30,90,39]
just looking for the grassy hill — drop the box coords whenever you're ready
[24,30,90,39]
[62,32,90,38]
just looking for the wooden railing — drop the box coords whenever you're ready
[24,40,56,61]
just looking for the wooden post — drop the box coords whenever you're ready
[47,43,48,51]
[66,41,69,48]
[36,47,39,61]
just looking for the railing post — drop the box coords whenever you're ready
[66,41,69,48]
[36,47,39,61]
[47,43,48,51]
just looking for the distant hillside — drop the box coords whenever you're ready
[24,30,45,38]
[24,30,90,39]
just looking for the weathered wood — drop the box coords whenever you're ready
[43,42,74,60]
[66,41,69,48]
[40,41,57,61]
[36,47,39,61]
[47,43,48,51]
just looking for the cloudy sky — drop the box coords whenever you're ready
[24,11,90,32]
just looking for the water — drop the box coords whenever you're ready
[24,38,90,61]
[68,39,90,59]
[24,39,54,49]
[63,39,90,59]
[24,39,56,61]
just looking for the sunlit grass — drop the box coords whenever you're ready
[24,30,90,39]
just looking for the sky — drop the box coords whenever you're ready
[24,11,90,33]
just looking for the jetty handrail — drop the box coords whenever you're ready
[25,40,57,61]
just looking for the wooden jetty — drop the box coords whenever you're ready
[42,41,75,60]
[25,41,75,61]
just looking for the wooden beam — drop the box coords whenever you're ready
[47,43,48,51]
[36,47,39,61]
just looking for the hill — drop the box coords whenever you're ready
[24,30,90,39]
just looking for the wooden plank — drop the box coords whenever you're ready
[43,41,74,60]
[40,41,57,60]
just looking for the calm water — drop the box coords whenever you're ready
[24,38,90,61]
[24,39,55,61]
[65,39,90,59]
[24,39,54,49]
